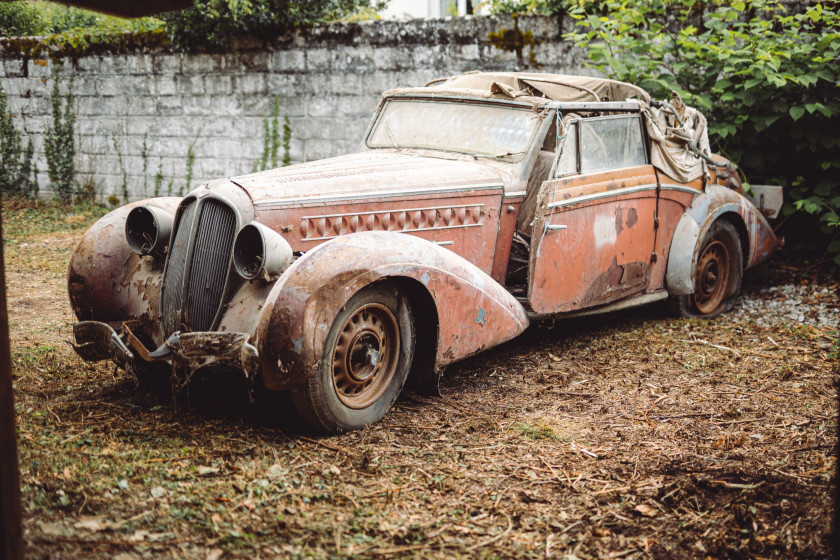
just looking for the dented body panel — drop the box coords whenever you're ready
[529,166,661,314]
[253,231,528,390]
[665,184,778,295]
[68,198,180,333]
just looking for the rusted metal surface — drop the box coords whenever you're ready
[253,231,529,391]
[72,321,133,365]
[68,198,180,335]
[652,187,697,291]
[745,185,784,220]
[665,184,777,295]
[528,165,660,314]
[235,152,515,202]
[254,185,506,275]
[491,196,523,283]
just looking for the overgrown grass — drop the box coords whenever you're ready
[1,197,109,241]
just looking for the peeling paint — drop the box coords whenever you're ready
[292,336,304,354]
[593,213,618,249]
[475,307,487,326]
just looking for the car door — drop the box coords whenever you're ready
[528,114,659,314]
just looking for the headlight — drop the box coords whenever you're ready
[125,205,174,257]
[233,222,293,281]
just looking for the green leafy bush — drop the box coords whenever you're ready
[0,1,161,37]
[488,0,565,15]
[0,84,38,198]
[162,0,386,52]
[487,0,840,265]
[0,0,43,36]
[44,71,76,203]
[1,1,166,58]
[563,0,840,264]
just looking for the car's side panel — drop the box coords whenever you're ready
[665,184,778,295]
[492,195,524,283]
[253,231,529,391]
[67,198,180,335]
[254,187,504,275]
[528,165,660,314]
[650,185,697,292]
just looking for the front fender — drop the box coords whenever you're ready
[666,185,777,295]
[68,198,181,327]
[254,231,529,390]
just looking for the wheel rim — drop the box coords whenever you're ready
[332,303,400,409]
[692,239,730,315]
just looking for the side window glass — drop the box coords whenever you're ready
[579,116,646,174]
[554,122,578,177]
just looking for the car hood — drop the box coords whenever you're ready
[229,151,512,206]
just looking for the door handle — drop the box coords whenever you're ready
[546,224,567,231]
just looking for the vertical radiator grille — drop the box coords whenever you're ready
[161,198,237,335]
[185,200,237,331]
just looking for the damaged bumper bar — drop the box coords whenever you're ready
[72,321,260,377]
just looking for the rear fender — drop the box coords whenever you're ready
[68,198,181,333]
[666,185,777,295]
[254,231,529,391]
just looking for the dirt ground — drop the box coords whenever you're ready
[4,203,839,559]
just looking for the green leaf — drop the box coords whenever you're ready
[789,106,805,121]
[820,211,839,224]
[743,77,763,89]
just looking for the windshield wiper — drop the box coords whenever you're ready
[473,151,527,160]
[383,120,400,149]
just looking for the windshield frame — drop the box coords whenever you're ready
[364,95,548,163]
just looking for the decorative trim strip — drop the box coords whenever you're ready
[253,183,504,208]
[659,183,702,195]
[547,183,658,209]
[303,203,480,220]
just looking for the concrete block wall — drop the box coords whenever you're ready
[0,14,585,202]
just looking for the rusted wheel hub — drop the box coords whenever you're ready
[332,303,400,409]
[693,240,730,315]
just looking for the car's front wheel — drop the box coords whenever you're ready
[670,219,744,319]
[291,282,415,433]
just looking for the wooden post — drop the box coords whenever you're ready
[0,212,23,560]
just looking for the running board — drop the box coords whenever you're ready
[526,291,668,321]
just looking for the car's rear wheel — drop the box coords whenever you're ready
[291,282,414,433]
[670,219,743,319]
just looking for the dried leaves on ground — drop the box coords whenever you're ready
[5,203,838,559]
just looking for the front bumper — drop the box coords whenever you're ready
[72,321,260,379]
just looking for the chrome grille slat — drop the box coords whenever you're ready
[160,197,237,336]
[161,200,197,335]
[185,200,237,331]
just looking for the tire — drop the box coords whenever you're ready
[291,282,415,433]
[669,219,743,319]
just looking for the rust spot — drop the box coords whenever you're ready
[606,256,624,287]
[615,207,624,235]
[582,259,651,307]
[626,207,638,229]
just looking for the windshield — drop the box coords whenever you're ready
[367,98,542,160]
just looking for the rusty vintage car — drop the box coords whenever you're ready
[69,72,781,433]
